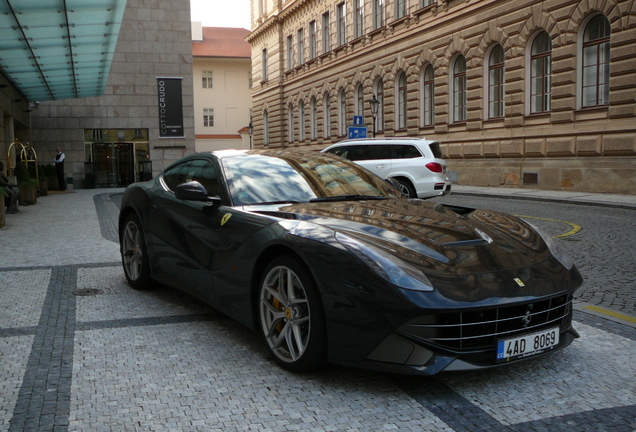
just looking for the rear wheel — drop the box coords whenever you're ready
[258,256,326,372]
[120,213,152,290]
[396,178,416,198]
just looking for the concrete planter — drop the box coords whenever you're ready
[39,179,48,197]
[18,184,38,205]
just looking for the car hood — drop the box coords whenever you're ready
[250,199,552,276]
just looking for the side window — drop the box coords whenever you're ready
[393,145,422,159]
[162,160,219,197]
[353,145,382,161]
[327,145,352,159]
[376,145,393,159]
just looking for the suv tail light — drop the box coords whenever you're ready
[425,162,444,173]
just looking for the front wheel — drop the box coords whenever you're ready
[258,256,326,372]
[120,213,152,290]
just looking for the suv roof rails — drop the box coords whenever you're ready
[339,137,429,143]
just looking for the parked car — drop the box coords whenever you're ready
[322,138,451,198]
[119,149,582,375]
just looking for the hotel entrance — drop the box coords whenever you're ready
[84,129,150,188]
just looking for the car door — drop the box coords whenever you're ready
[350,144,393,180]
[149,158,223,303]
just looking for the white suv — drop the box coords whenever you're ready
[322,138,451,199]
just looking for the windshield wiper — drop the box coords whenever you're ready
[251,200,302,205]
[310,195,387,203]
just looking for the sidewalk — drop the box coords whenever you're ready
[451,185,636,210]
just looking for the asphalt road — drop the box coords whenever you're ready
[432,193,636,316]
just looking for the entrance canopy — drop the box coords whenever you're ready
[0,0,127,102]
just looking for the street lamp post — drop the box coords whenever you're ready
[248,122,253,149]
[369,95,380,137]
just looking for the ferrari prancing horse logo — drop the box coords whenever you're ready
[221,213,232,226]
[514,278,525,287]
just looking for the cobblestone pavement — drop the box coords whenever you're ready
[1,190,635,432]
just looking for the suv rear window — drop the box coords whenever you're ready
[392,145,422,159]
[428,142,443,158]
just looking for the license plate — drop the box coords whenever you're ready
[496,327,559,362]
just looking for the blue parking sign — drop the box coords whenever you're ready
[353,116,364,126]
[348,126,367,139]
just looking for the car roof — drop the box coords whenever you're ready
[326,138,439,147]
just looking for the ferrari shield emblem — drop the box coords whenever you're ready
[221,213,232,226]
[514,278,525,287]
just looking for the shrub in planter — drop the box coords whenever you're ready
[14,163,38,205]
[38,165,48,196]
[43,164,59,191]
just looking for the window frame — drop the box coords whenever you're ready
[529,31,552,114]
[451,55,467,123]
[309,20,317,60]
[580,14,611,108]
[396,71,408,129]
[324,92,332,138]
[373,0,384,29]
[337,3,347,47]
[354,0,364,39]
[322,12,331,53]
[375,78,384,132]
[420,65,434,127]
[261,48,268,81]
[203,108,214,127]
[286,35,294,70]
[338,89,347,136]
[487,44,505,119]
[297,28,305,65]
[202,70,213,89]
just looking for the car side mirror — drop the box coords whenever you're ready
[176,181,221,204]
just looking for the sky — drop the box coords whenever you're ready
[190,0,251,30]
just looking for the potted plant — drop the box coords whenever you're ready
[15,162,38,205]
[0,187,7,228]
[38,165,48,196]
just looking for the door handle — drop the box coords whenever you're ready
[375,164,384,169]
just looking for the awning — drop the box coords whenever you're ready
[0,0,127,102]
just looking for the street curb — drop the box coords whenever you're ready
[451,191,636,211]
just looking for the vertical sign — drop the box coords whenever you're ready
[157,77,184,138]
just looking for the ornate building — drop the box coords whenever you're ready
[247,0,636,194]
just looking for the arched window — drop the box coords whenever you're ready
[356,84,364,116]
[488,45,505,118]
[299,100,306,141]
[397,72,407,129]
[288,104,294,142]
[452,55,467,122]
[339,89,347,136]
[421,65,434,126]
[375,79,384,131]
[324,93,331,138]
[530,32,552,114]
[310,97,317,139]
[263,110,269,146]
[582,15,610,107]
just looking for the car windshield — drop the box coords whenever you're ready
[221,152,398,206]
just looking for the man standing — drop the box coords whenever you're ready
[54,147,66,191]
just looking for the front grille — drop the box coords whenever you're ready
[398,294,572,352]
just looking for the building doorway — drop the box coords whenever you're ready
[84,129,150,188]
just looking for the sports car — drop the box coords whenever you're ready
[118,149,582,375]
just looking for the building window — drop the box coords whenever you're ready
[337,3,346,46]
[311,97,317,139]
[203,108,214,127]
[263,110,269,146]
[420,0,433,7]
[373,0,384,29]
[488,44,505,119]
[452,55,467,122]
[339,89,347,136]
[322,12,331,53]
[261,49,268,81]
[421,65,434,126]
[300,101,306,141]
[376,79,384,131]
[324,92,331,138]
[356,84,364,116]
[396,0,406,20]
[297,28,305,65]
[309,21,317,59]
[354,0,364,39]
[530,32,552,114]
[288,104,294,142]
[582,15,610,108]
[202,71,213,88]
[287,35,294,70]
[397,72,407,129]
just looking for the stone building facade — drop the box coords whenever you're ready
[247,0,636,194]
[29,0,195,188]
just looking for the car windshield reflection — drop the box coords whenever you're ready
[222,153,392,206]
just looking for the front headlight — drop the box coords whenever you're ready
[336,232,434,292]
[530,224,574,270]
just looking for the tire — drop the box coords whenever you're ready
[120,213,152,290]
[396,178,416,198]
[258,256,327,372]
